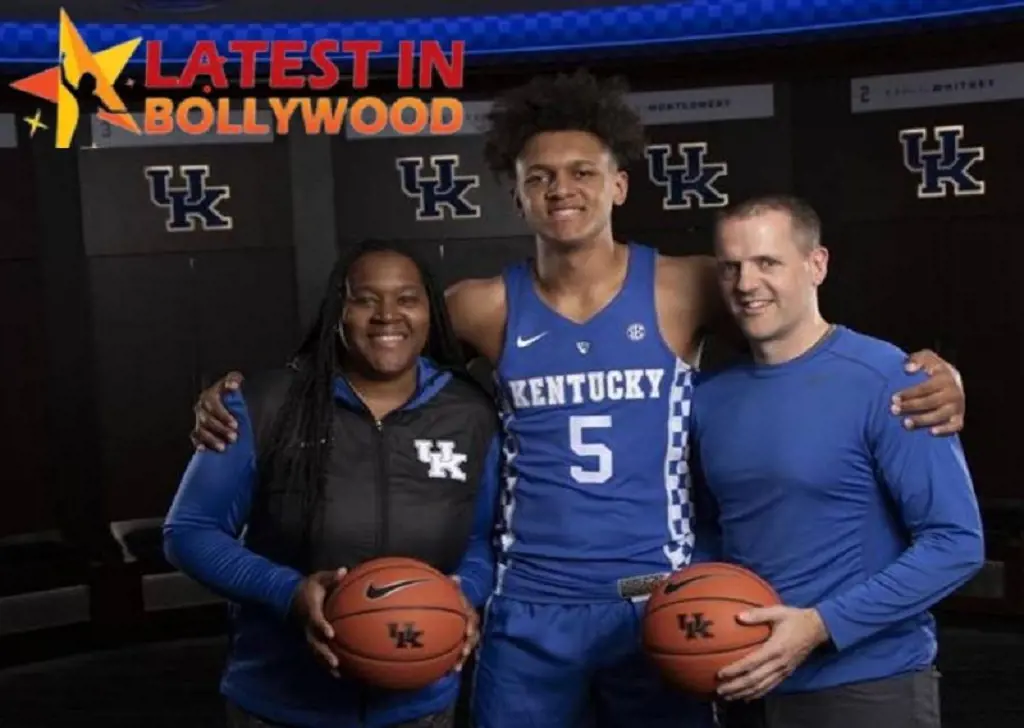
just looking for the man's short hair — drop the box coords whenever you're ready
[715,194,822,253]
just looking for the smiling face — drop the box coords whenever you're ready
[514,130,628,247]
[339,250,429,379]
[714,208,828,347]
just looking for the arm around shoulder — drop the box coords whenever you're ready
[658,254,747,367]
[688,254,747,353]
[445,276,506,363]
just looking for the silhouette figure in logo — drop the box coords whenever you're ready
[59,52,129,117]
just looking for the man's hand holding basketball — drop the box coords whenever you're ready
[716,606,829,702]
[291,568,348,677]
[451,575,480,672]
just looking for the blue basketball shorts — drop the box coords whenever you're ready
[471,594,715,728]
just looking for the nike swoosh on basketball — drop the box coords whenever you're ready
[663,574,714,595]
[365,578,429,600]
[516,332,548,348]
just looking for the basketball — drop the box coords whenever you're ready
[324,557,469,691]
[643,562,782,696]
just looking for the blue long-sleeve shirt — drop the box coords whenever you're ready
[692,326,984,692]
[163,360,501,727]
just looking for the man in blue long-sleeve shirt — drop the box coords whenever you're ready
[692,194,984,728]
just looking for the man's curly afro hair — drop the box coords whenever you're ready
[483,69,647,179]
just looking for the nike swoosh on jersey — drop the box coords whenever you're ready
[663,573,714,595]
[364,578,430,600]
[516,332,548,348]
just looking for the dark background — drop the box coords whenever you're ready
[0,5,1023,726]
[2,8,1021,600]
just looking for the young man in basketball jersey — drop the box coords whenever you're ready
[189,71,966,728]
[692,195,982,728]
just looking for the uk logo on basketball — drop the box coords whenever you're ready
[645,142,729,210]
[396,154,481,221]
[388,623,425,649]
[145,164,233,232]
[899,125,985,199]
[678,612,714,640]
[414,439,468,481]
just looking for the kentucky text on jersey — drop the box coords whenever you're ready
[494,244,697,603]
[506,369,665,408]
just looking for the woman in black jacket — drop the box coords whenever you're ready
[164,240,500,728]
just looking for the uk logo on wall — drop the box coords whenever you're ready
[645,142,730,210]
[145,164,233,232]
[396,154,482,221]
[899,125,985,199]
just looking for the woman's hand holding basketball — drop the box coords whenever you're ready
[291,568,348,677]
[451,576,479,672]
[716,606,829,702]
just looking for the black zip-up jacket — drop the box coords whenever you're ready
[163,358,500,728]
[245,360,498,576]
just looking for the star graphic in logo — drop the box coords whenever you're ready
[23,109,48,137]
[9,10,143,148]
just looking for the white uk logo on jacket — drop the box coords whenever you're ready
[414,439,468,481]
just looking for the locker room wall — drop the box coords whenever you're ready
[333,102,534,286]
[794,63,1024,500]
[78,124,303,522]
[0,118,51,537]
[615,83,793,257]
[332,102,535,314]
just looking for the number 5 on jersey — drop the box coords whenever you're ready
[569,415,612,484]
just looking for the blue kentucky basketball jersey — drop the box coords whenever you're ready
[494,243,695,603]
